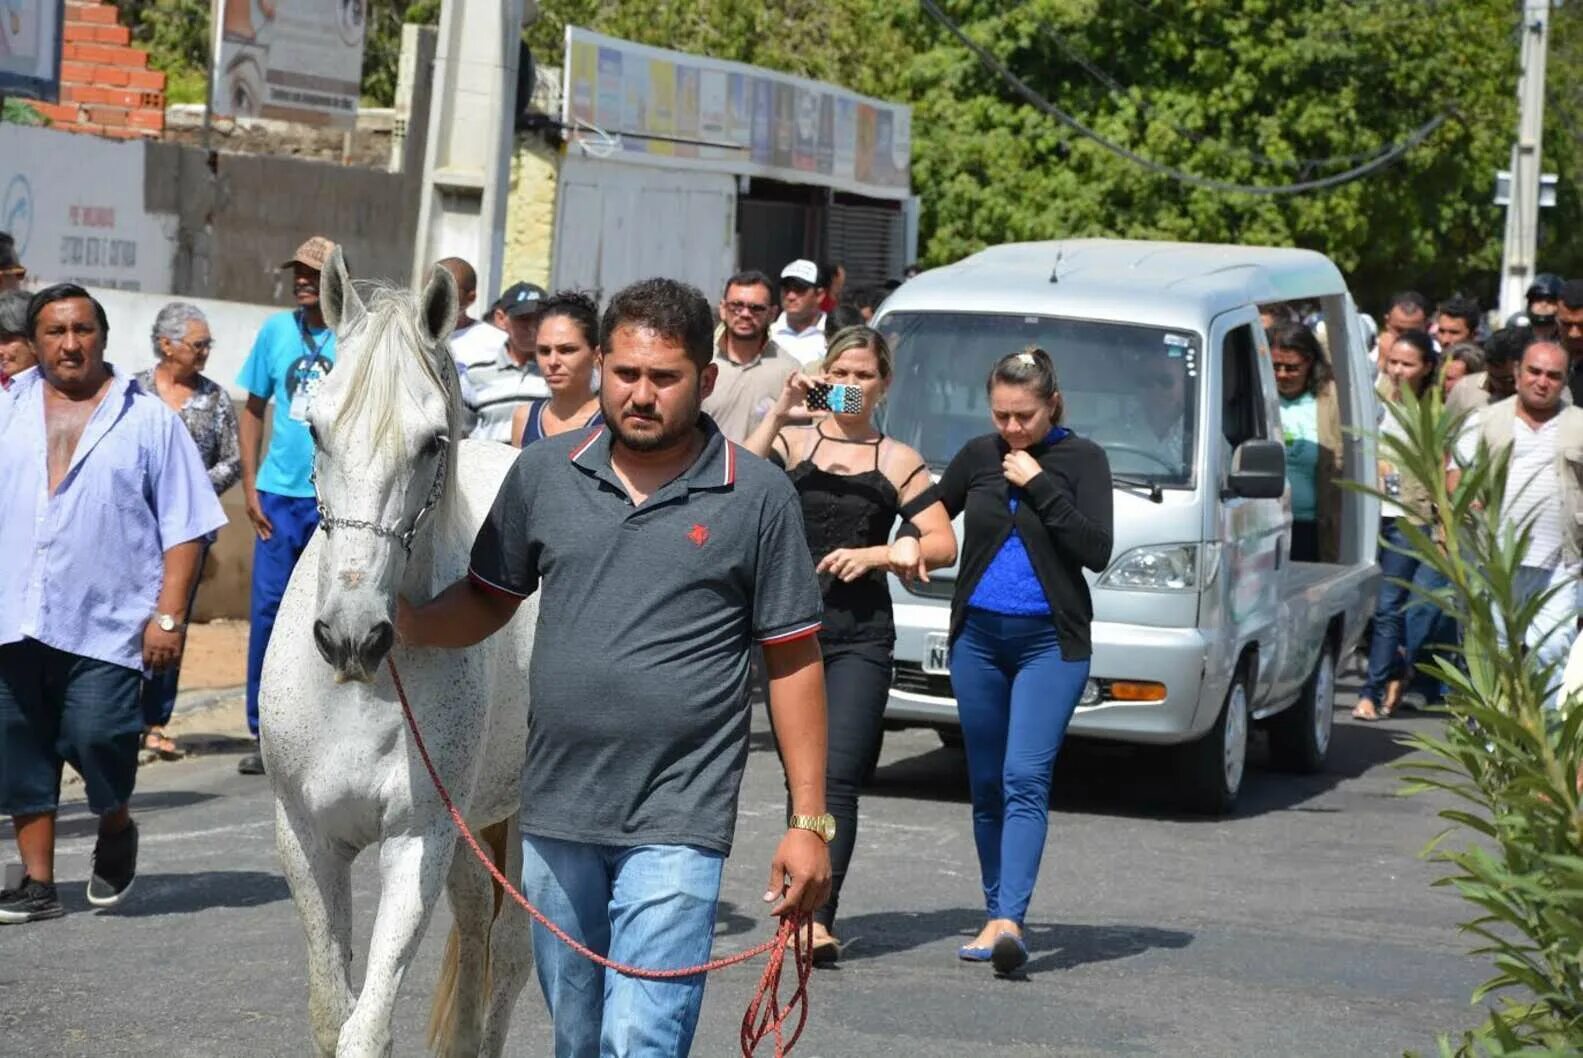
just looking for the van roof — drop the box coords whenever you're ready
[883,239,1349,330]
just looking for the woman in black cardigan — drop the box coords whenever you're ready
[907,347,1113,975]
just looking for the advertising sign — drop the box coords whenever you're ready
[211,0,366,127]
[563,27,911,201]
[0,124,174,292]
[0,0,63,101]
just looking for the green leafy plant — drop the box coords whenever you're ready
[1371,388,1583,1056]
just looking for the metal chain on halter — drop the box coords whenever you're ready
[312,445,449,554]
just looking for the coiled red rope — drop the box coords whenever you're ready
[386,658,815,1057]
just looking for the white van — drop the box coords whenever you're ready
[874,239,1381,814]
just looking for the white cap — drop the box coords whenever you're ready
[780,259,820,286]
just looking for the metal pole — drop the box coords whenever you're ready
[1498,0,1551,320]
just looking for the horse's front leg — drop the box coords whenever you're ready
[275,801,354,1058]
[335,823,455,1058]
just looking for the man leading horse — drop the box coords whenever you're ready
[399,276,834,1057]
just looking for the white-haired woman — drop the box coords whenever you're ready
[134,302,240,758]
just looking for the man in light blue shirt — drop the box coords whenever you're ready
[236,236,338,775]
[0,285,226,924]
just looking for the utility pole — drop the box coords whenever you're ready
[1498,0,1553,321]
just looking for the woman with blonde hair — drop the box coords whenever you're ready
[745,324,956,965]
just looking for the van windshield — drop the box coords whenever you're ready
[876,311,1201,486]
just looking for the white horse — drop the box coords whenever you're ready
[260,249,536,1058]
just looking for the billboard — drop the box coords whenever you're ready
[0,0,63,102]
[563,27,912,201]
[0,124,174,292]
[211,0,366,127]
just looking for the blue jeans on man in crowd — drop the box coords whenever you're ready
[246,492,320,737]
[948,608,1089,926]
[520,834,726,1058]
[1402,563,1457,704]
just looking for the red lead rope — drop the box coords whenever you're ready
[385,658,815,1057]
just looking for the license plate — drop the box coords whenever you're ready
[923,632,950,675]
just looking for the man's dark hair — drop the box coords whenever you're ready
[824,303,866,339]
[436,256,477,298]
[27,283,109,340]
[1435,294,1481,333]
[1267,320,1332,395]
[1259,302,1299,327]
[601,278,714,372]
[1388,291,1432,319]
[0,230,19,271]
[881,278,902,293]
[821,261,843,287]
[852,286,884,312]
[721,270,774,299]
[1483,325,1533,367]
[1561,279,1583,311]
[0,290,30,339]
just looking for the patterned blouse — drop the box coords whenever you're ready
[134,368,242,495]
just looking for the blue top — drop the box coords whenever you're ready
[1279,391,1320,521]
[518,398,605,447]
[966,427,1068,617]
[0,369,228,671]
[236,309,336,498]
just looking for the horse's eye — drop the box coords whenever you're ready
[423,433,448,456]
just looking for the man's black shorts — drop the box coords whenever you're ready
[0,639,142,816]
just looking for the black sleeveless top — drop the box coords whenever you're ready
[778,429,926,645]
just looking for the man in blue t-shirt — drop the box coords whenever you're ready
[235,236,338,776]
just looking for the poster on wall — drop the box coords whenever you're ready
[0,0,63,101]
[0,124,174,292]
[563,27,911,201]
[210,0,366,127]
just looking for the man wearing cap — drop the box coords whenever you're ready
[234,236,339,776]
[0,232,25,293]
[770,259,829,368]
[1508,274,1563,342]
[463,280,550,442]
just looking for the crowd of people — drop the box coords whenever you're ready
[7,219,1577,1054]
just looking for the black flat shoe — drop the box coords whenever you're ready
[991,932,1028,976]
[87,821,138,908]
[0,876,64,924]
[237,752,266,776]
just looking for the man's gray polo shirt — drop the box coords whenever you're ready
[468,415,822,854]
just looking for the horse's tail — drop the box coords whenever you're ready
[426,819,512,1055]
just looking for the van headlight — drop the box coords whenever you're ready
[1099,544,1199,591]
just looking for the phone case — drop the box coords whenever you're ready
[807,383,863,414]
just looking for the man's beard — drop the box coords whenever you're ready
[603,388,701,453]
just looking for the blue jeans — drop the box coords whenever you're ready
[246,492,319,738]
[1362,518,1439,703]
[948,608,1089,925]
[1402,563,1457,703]
[520,834,726,1058]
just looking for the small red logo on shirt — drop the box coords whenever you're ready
[687,523,710,547]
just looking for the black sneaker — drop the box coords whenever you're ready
[87,821,138,908]
[0,875,65,924]
[237,750,266,776]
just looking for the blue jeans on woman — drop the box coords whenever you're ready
[948,608,1090,925]
[1363,518,1441,704]
[520,834,725,1058]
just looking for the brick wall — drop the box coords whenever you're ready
[28,2,166,140]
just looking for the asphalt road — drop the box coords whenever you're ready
[3,677,1492,1058]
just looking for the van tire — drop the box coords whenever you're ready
[1268,642,1336,774]
[1177,671,1249,816]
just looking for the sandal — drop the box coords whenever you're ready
[143,727,184,761]
[1351,699,1383,722]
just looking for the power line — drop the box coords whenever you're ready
[919,0,1449,196]
[1036,21,1404,172]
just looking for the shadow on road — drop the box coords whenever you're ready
[59,870,291,917]
[864,702,1426,822]
[3,789,223,841]
[832,907,1193,974]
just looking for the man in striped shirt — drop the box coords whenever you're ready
[1457,339,1583,710]
[460,281,549,442]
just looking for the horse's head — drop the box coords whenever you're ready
[306,248,460,681]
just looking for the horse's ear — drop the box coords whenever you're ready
[320,246,363,331]
[419,264,459,348]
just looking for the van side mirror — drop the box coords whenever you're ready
[1227,439,1286,499]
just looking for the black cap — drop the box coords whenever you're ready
[1527,273,1564,302]
[500,281,547,318]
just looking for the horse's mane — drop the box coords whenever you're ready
[332,280,463,515]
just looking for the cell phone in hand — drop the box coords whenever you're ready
[805,382,863,414]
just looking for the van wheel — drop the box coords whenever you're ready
[1177,672,1248,815]
[1268,642,1336,774]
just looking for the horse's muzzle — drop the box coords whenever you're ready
[313,618,395,681]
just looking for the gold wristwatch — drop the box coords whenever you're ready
[789,813,837,843]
